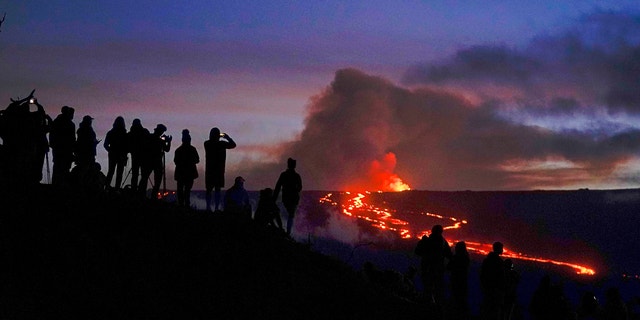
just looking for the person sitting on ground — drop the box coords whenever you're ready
[223,176,251,220]
[254,187,283,231]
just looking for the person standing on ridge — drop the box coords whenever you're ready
[126,118,149,192]
[49,106,76,186]
[173,129,199,208]
[414,224,452,312]
[103,116,128,190]
[75,115,98,167]
[274,157,302,236]
[480,241,507,320]
[138,124,171,198]
[448,241,471,317]
[204,127,236,212]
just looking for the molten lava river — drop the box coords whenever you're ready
[319,191,596,276]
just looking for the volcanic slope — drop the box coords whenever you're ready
[0,185,428,319]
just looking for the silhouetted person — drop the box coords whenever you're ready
[104,116,128,190]
[274,157,302,236]
[414,225,452,310]
[49,106,76,186]
[127,118,149,192]
[603,287,628,320]
[480,241,506,320]
[254,187,283,230]
[204,127,236,212]
[448,241,470,317]
[503,258,520,320]
[75,115,99,167]
[29,98,52,184]
[138,124,171,198]
[0,90,45,188]
[224,176,251,220]
[173,129,199,208]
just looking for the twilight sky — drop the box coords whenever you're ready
[2,1,640,191]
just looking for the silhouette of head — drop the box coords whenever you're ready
[132,118,142,128]
[287,157,296,169]
[493,242,504,255]
[154,124,167,134]
[234,176,245,187]
[431,225,444,236]
[61,105,74,117]
[182,129,191,144]
[210,127,221,140]
[113,116,125,129]
[81,115,93,125]
[261,187,273,198]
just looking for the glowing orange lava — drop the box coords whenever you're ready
[319,191,596,276]
[368,153,411,192]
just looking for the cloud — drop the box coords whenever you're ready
[403,10,640,115]
[243,66,640,191]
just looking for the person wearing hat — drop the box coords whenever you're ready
[173,129,199,207]
[138,123,171,198]
[49,106,76,185]
[75,115,99,167]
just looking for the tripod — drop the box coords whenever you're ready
[120,162,152,190]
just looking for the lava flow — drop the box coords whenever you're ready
[319,191,596,276]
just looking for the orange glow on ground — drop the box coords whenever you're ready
[319,191,596,276]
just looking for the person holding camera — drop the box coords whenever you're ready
[204,127,236,212]
[138,123,171,198]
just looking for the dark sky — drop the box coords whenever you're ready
[2,1,640,191]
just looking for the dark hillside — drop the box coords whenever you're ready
[0,185,428,319]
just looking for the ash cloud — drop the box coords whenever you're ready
[243,10,640,191]
[245,62,640,190]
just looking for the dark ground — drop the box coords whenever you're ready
[0,184,431,319]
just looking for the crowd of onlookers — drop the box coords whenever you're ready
[0,90,303,236]
[361,224,639,319]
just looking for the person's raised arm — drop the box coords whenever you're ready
[222,133,236,149]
